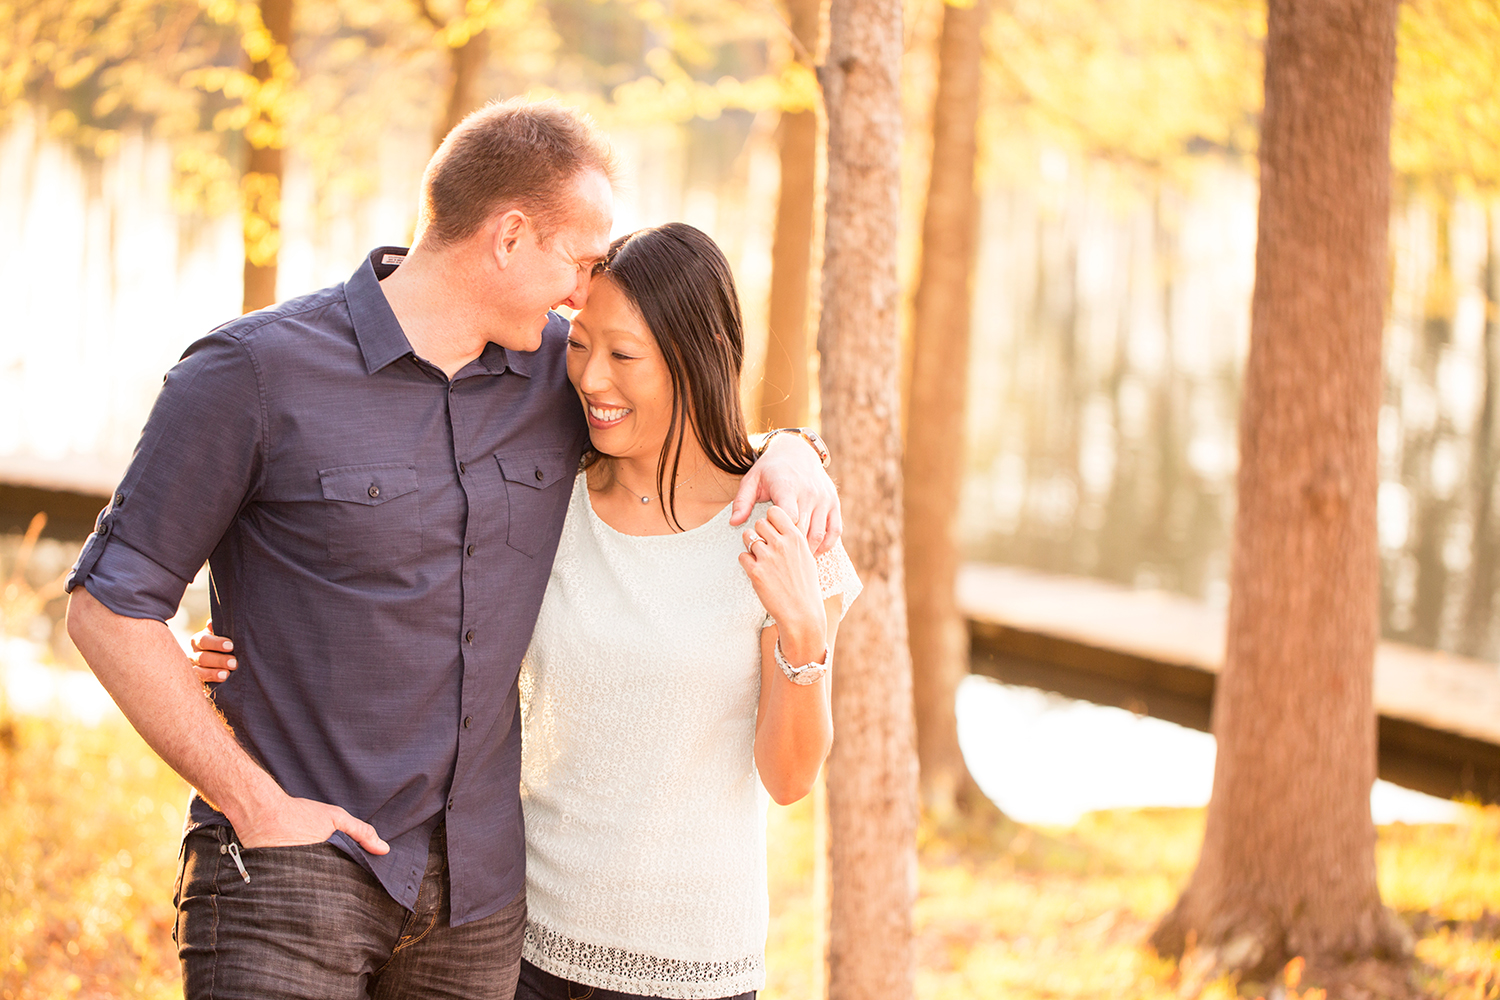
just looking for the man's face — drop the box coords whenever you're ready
[498,169,613,351]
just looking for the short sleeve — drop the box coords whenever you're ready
[66,330,265,622]
[762,539,863,628]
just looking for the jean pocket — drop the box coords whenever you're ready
[318,463,422,570]
[496,449,573,557]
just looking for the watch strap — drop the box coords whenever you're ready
[774,639,831,685]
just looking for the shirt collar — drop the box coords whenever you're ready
[347,247,543,380]
[347,248,419,375]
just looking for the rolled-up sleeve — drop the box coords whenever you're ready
[66,331,264,622]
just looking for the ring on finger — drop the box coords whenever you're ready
[747,536,767,555]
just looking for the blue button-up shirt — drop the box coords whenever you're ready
[67,248,588,924]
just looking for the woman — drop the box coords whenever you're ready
[194,223,860,1000]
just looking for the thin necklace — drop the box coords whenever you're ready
[615,464,705,505]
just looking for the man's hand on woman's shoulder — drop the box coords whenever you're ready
[731,431,842,555]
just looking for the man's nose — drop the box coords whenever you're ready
[561,270,591,311]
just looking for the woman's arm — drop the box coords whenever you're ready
[740,505,842,804]
[753,595,841,805]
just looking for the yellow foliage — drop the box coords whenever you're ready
[982,0,1265,178]
[1393,0,1500,192]
[0,715,186,999]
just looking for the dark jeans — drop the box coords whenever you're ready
[516,959,755,1000]
[174,822,525,999]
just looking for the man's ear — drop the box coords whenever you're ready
[491,209,529,268]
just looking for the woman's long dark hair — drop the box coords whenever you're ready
[588,222,758,530]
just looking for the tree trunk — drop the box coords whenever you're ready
[434,27,491,149]
[1150,0,1414,994]
[904,0,990,822]
[241,0,293,313]
[758,0,822,430]
[818,0,916,993]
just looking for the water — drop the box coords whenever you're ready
[957,675,1461,827]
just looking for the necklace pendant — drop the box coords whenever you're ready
[640,495,650,504]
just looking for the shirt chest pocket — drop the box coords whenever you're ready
[496,449,574,557]
[318,463,422,569]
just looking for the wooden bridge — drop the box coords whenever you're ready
[7,456,1500,805]
[961,564,1500,805]
[0,455,121,539]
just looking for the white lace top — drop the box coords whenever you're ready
[518,474,861,999]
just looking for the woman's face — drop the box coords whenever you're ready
[566,274,677,462]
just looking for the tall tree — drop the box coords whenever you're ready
[417,0,494,149]
[758,0,822,430]
[817,0,916,994]
[1150,0,1414,993]
[903,0,990,821]
[240,0,295,312]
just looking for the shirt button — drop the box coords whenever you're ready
[534,468,544,481]
[114,492,125,507]
[459,462,467,475]
[447,797,455,810]
[98,523,110,536]
[466,544,476,557]
[465,629,475,644]
[463,716,473,729]
[368,485,380,499]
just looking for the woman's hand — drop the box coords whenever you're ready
[739,506,827,664]
[189,619,238,683]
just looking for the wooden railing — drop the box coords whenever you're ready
[960,564,1500,805]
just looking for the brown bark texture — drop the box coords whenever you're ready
[904,0,989,822]
[758,0,822,430]
[240,0,293,313]
[817,0,917,993]
[434,27,491,150]
[1151,0,1412,991]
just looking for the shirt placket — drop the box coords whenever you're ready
[444,368,501,887]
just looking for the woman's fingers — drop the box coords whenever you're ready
[190,623,232,654]
[191,649,236,671]
[765,505,798,536]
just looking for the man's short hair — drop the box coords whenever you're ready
[416,98,617,249]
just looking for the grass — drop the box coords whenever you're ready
[0,714,185,1000]
[765,799,1500,1000]
[4,704,1500,999]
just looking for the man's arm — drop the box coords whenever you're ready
[731,430,843,554]
[68,586,387,853]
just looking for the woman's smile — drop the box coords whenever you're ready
[586,403,633,427]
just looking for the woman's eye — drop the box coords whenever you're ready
[612,352,636,361]
[566,338,585,350]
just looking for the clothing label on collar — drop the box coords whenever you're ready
[381,253,407,266]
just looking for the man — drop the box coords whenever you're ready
[65,99,838,999]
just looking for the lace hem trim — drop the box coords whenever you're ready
[523,920,764,1000]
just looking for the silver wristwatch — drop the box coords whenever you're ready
[774,639,831,685]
